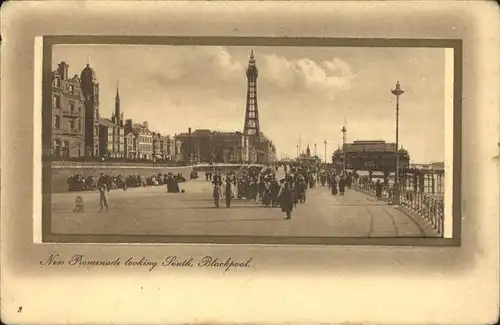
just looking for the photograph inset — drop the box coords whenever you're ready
[45,43,451,242]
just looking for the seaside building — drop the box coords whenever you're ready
[51,61,86,158]
[80,63,101,157]
[98,85,126,158]
[174,129,252,164]
[332,140,410,172]
[130,121,153,160]
[152,132,173,160]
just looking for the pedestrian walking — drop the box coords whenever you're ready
[375,179,383,199]
[213,184,222,208]
[99,184,109,212]
[225,179,232,208]
[331,177,338,195]
[279,182,295,220]
[339,176,346,195]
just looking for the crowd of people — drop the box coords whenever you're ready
[67,172,187,192]
[68,172,188,212]
[68,162,374,215]
[208,163,360,220]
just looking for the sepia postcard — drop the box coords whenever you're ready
[1,1,499,325]
[42,37,460,246]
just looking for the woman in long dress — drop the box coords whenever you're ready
[331,177,338,195]
[213,184,222,208]
[339,176,346,196]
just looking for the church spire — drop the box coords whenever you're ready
[116,80,120,101]
[115,80,121,125]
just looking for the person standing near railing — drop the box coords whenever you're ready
[375,179,382,199]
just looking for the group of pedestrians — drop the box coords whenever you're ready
[210,164,319,220]
[95,172,185,213]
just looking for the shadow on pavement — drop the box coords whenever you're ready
[328,203,389,207]
[168,205,271,210]
[184,217,285,223]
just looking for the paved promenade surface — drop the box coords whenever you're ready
[51,173,437,238]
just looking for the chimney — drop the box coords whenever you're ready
[125,119,133,132]
[58,61,69,80]
[143,121,148,130]
[188,127,192,134]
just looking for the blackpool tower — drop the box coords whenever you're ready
[243,49,260,136]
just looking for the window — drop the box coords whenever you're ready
[69,84,74,92]
[53,139,61,156]
[69,120,75,131]
[69,103,75,113]
[52,95,60,108]
[53,115,60,129]
[53,78,60,88]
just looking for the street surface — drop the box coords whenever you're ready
[51,168,437,238]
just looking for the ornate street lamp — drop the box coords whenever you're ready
[341,125,347,172]
[323,140,327,165]
[391,81,404,205]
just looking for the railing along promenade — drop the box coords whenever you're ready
[353,179,445,235]
[51,159,265,170]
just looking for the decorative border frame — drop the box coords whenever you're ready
[41,36,462,246]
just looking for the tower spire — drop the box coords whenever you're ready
[243,48,260,137]
[115,80,121,125]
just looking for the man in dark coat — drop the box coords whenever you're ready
[279,182,295,220]
[375,179,383,199]
[339,176,346,195]
[270,178,280,207]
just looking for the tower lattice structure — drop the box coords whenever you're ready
[243,49,260,137]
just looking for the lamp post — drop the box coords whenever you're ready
[296,144,300,158]
[341,125,347,172]
[323,140,327,165]
[314,143,317,157]
[391,81,404,205]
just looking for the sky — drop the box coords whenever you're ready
[52,44,447,164]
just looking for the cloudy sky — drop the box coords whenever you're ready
[53,44,446,164]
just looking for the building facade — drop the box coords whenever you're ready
[51,61,86,158]
[174,129,251,164]
[98,86,126,159]
[332,140,410,172]
[212,131,249,163]
[124,130,137,159]
[163,135,173,160]
[151,133,174,161]
[132,121,153,160]
[80,63,101,157]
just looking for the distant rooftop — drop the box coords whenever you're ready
[99,118,115,127]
